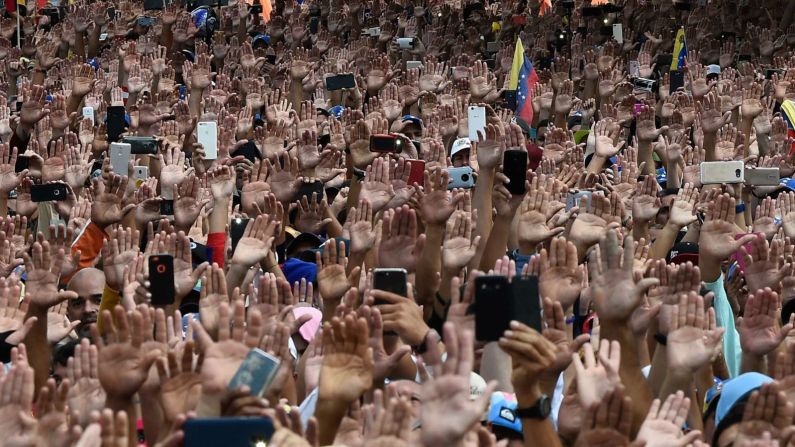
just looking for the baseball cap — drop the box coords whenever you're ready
[487,392,522,435]
[470,372,487,401]
[281,257,317,285]
[780,178,795,191]
[401,115,423,126]
[667,241,699,265]
[451,138,472,157]
[328,105,345,119]
[707,64,721,76]
[715,372,772,428]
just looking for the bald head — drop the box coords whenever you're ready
[66,268,105,328]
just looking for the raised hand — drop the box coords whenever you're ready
[93,306,161,399]
[318,314,373,404]
[742,235,792,293]
[91,172,135,228]
[738,288,794,357]
[589,230,658,323]
[24,240,75,309]
[359,157,394,213]
[316,240,358,303]
[572,339,622,409]
[65,338,106,427]
[538,237,585,312]
[420,322,495,446]
[636,391,701,447]
[666,292,724,374]
[155,340,201,424]
[377,206,424,272]
[699,194,756,263]
[442,211,480,271]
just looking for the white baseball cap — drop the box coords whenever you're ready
[451,137,472,157]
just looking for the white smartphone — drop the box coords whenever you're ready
[366,27,381,37]
[82,106,94,126]
[133,165,149,183]
[196,121,218,160]
[700,161,744,185]
[396,37,415,49]
[406,60,423,70]
[612,23,624,44]
[467,106,487,142]
[744,167,779,186]
[109,142,131,177]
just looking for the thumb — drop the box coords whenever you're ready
[635,277,659,295]
[6,316,38,344]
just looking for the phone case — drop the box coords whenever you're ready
[474,275,511,342]
[82,107,94,126]
[566,190,593,212]
[184,418,274,447]
[503,150,528,195]
[700,161,744,184]
[467,106,487,142]
[106,106,127,143]
[744,167,779,186]
[148,255,175,305]
[197,122,218,160]
[447,167,475,190]
[406,159,425,187]
[109,142,131,177]
[31,183,68,202]
[373,268,408,302]
[511,277,542,333]
[133,166,149,181]
[228,348,281,396]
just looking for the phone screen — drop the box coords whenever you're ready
[503,150,528,195]
[474,275,511,342]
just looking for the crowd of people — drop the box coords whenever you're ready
[0,0,794,445]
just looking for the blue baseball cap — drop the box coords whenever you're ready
[487,392,522,434]
[328,105,345,119]
[780,177,795,191]
[401,115,423,126]
[281,257,317,285]
[715,372,772,428]
[252,34,271,46]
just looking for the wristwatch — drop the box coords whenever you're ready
[516,394,551,420]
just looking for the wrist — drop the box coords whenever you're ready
[405,322,431,347]
[514,382,542,408]
[517,242,537,256]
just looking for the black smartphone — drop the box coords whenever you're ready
[325,74,356,91]
[582,6,601,16]
[160,200,173,216]
[231,140,262,163]
[148,255,175,306]
[298,180,324,203]
[14,155,29,173]
[669,70,685,94]
[673,0,692,10]
[474,275,511,342]
[184,418,274,447]
[137,16,156,27]
[106,106,127,143]
[230,218,250,255]
[766,69,785,80]
[511,277,542,332]
[123,136,158,155]
[31,183,68,202]
[310,17,319,34]
[373,268,408,305]
[370,134,404,153]
[503,149,528,195]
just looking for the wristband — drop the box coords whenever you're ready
[735,203,745,214]
[654,332,667,346]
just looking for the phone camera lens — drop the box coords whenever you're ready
[461,174,470,182]
[735,169,741,177]
[53,189,60,196]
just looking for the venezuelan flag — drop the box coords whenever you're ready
[780,100,795,155]
[508,38,539,124]
[671,28,687,71]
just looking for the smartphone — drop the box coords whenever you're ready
[232,140,262,163]
[629,60,640,78]
[298,180,324,203]
[447,166,475,190]
[474,275,511,342]
[370,134,404,153]
[766,69,786,80]
[137,16,156,27]
[365,26,381,37]
[160,199,174,216]
[197,122,218,160]
[612,23,624,44]
[230,218,250,255]
[744,167,780,186]
[31,183,68,202]
[467,106,487,142]
[325,74,356,91]
[99,33,108,42]
[406,60,423,70]
[582,6,601,16]
[184,418,274,447]
[503,150,528,195]
[700,161,744,184]
[309,16,319,34]
[511,277,542,333]
[82,106,94,126]
[566,190,593,212]
[396,37,415,49]
[669,70,685,94]
[15,155,29,173]
[633,78,657,93]
[148,254,175,306]
[227,348,282,396]
[133,166,149,182]
[406,159,425,187]
[178,85,187,100]
[122,136,158,155]
[106,106,127,143]
[373,268,408,303]
[486,41,499,53]
[109,142,132,176]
